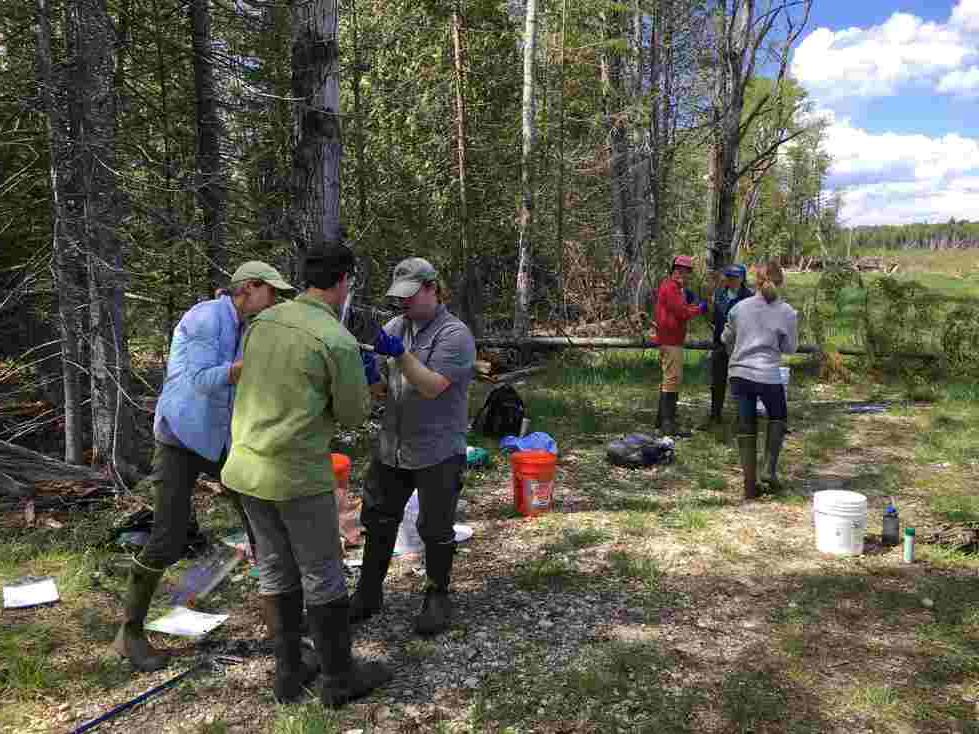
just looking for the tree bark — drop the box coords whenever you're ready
[190,0,229,290]
[513,0,538,336]
[451,6,483,336]
[36,0,86,465]
[65,0,133,473]
[290,0,342,281]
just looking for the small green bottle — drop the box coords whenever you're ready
[903,527,916,563]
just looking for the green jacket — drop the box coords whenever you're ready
[222,293,369,501]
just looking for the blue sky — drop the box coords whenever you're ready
[790,0,979,225]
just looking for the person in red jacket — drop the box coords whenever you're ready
[654,255,707,435]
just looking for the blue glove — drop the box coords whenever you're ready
[361,350,380,385]
[684,288,697,304]
[373,329,405,358]
[698,300,709,315]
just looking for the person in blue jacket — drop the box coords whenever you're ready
[112,261,294,672]
[704,264,753,425]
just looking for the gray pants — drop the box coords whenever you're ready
[240,492,347,606]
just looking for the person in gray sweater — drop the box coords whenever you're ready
[722,261,798,498]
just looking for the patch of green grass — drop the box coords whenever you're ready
[0,622,62,698]
[198,722,231,734]
[514,555,584,591]
[930,492,979,524]
[721,670,788,731]
[919,576,979,626]
[662,507,711,531]
[475,641,699,732]
[271,702,341,734]
[619,511,654,537]
[773,575,869,625]
[800,419,850,465]
[608,550,661,586]
[848,683,902,717]
[545,526,611,553]
[404,638,438,659]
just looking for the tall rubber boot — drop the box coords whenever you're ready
[112,560,166,672]
[737,433,759,500]
[260,590,319,703]
[308,596,392,709]
[764,420,789,488]
[655,391,668,431]
[349,525,398,624]
[662,392,691,438]
[415,541,455,636]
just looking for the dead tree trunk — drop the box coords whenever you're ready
[705,0,812,270]
[290,0,342,280]
[190,0,229,290]
[513,0,538,336]
[451,6,483,336]
[64,0,134,475]
[36,0,86,465]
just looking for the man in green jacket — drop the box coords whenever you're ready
[222,242,390,708]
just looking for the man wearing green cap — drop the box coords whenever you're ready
[351,257,476,636]
[112,260,293,673]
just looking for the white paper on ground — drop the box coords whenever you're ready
[145,606,228,638]
[3,577,60,609]
[454,524,474,543]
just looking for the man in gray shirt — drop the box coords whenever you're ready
[352,257,476,635]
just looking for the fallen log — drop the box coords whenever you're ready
[0,439,109,497]
[475,337,940,359]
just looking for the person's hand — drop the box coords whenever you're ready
[698,300,709,315]
[373,329,405,358]
[361,350,381,385]
[229,360,244,384]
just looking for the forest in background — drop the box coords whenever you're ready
[0,0,975,475]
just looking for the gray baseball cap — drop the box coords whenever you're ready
[385,257,438,298]
[229,261,295,291]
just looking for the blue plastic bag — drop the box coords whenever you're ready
[499,431,558,455]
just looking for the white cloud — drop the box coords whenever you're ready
[952,0,979,32]
[792,9,976,99]
[938,66,979,95]
[816,111,979,225]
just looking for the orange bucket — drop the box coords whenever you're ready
[510,450,558,516]
[330,453,360,546]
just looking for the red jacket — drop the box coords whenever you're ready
[654,277,701,346]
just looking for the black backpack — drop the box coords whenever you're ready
[473,384,525,438]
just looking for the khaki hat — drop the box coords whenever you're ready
[385,257,438,298]
[229,261,295,291]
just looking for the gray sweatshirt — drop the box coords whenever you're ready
[722,294,798,384]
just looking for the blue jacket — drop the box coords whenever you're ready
[153,296,243,461]
[712,285,753,345]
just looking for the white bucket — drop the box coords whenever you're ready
[813,490,868,555]
[394,490,424,555]
[757,367,791,416]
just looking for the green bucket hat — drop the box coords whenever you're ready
[229,261,295,291]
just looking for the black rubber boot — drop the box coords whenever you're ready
[737,433,759,500]
[112,560,166,672]
[415,541,455,637]
[349,525,398,624]
[655,391,668,431]
[308,596,392,709]
[661,392,691,438]
[764,420,789,488]
[260,590,319,703]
